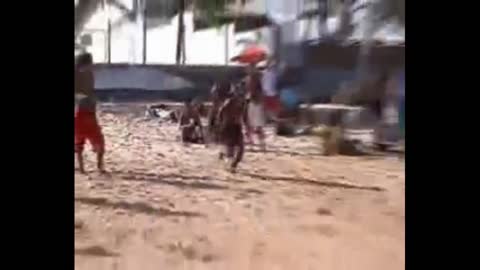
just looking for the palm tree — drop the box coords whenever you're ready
[75,0,102,38]
[176,0,186,64]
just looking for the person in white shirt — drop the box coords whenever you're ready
[261,59,281,119]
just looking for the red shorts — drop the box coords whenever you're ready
[75,110,105,153]
[264,95,281,114]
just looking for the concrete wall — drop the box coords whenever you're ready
[92,64,244,102]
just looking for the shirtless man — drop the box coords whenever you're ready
[75,52,105,174]
[208,80,231,143]
[179,99,205,144]
[217,90,246,172]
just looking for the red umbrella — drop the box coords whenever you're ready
[230,45,268,64]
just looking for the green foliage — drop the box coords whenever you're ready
[195,0,228,28]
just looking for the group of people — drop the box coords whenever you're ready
[178,60,284,172]
[75,52,285,174]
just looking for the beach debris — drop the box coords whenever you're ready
[145,104,179,123]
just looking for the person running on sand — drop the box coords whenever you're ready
[217,90,246,172]
[245,64,266,151]
[75,52,105,174]
[179,99,205,144]
[208,80,231,143]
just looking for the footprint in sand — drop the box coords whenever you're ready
[251,241,266,257]
[372,196,389,205]
[114,228,136,248]
[160,242,202,261]
[201,253,218,263]
[316,207,333,216]
[75,245,119,257]
[298,224,339,238]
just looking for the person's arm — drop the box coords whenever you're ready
[210,83,218,101]
[193,110,207,143]
[217,98,231,122]
[179,109,192,129]
[178,110,185,129]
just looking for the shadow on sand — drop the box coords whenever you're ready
[75,246,120,257]
[107,170,264,195]
[75,196,205,218]
[248,147,324,157]
[109,170,228,191]
[240,172,384,192]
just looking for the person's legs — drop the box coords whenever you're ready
[194,125,205,144]
[231,127,244,172]
[181,125,194,143]
[244,101,254,144]
[225,126,235,158]
[255,126,266,152]
[207,108,217,142]
[79,112,105,173]
[75,114,87,174]
[218,124,228,160]
[90,124,106,173]
[96,150,105,172]
[247,102,265,146]
[75,139,86,174]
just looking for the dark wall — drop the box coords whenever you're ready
[305,42,405,70]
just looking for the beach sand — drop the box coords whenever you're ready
[75,103,405,270]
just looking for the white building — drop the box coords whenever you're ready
[77,0,274,65]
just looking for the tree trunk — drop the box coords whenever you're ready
[336,0,353,40]
[142,0,147,64]
[105,0,112,63]
[176,0,186,65]
[107,15,112,63]
[224,24,229,65]
[75,0,101,38]
[318,0,328,38]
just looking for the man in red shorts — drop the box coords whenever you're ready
[75,52,105,174]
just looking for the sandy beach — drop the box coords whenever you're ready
[75,103,405,270]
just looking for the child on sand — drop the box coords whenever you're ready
[75,52,105,174]
[179,99,205,144]
[217,90,246,172]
